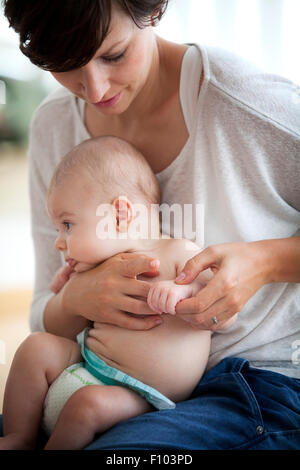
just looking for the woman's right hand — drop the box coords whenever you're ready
[60,252,162,330]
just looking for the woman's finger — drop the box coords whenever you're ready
[120,278,162,313]
[176,295,237,330]
[121,294,162,316]
[94,311,163,331]
[175,247,219,284]
[177,309,229,330]
[117,252,160,278]
[125,278,156,299]
[175,270,235,316]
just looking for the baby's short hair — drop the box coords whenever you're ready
[48,136,161,207]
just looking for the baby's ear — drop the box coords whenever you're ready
[112,195,134,232]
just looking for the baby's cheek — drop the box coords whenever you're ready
[71,234,101,264]
[71,244,89,262]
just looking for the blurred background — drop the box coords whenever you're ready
[0,0,300,412]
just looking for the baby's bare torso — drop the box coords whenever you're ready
[86,242,211,402]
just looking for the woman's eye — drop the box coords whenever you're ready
[102,50,126,63]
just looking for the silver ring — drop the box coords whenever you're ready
[213,316,218,325]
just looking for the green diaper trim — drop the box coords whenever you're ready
[66,366,95,386]
[76,328,176,411]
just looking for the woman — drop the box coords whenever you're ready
[2,0,300,449]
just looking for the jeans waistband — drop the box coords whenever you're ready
[203,357,249,383]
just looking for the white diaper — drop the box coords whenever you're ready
[42,362,104,435]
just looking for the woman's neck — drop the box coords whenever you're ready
[119,37,187,126]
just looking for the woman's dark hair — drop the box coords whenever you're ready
[2,0,169,72]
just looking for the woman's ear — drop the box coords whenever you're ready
[112,196,134,233]
[150,7,163,27]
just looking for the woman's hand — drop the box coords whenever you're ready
[50,265,75,294]
[60,252,162,330]
[174,241,273,330]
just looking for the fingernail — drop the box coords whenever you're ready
[155,318,162,325]
[175,272,186,282]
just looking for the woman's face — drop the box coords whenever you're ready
[51,5,156,115]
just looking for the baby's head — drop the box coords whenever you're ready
[47,136,161,272]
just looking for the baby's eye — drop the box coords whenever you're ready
[63,221,72,231]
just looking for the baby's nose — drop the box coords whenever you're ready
[55,234,66,251]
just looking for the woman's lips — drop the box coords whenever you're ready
[93,91,122,108]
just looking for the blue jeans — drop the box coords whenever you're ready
[1,357,300,449]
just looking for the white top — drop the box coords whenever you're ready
[28,44,300,378]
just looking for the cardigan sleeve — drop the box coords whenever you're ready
[28,108,62,332]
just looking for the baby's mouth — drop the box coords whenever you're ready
[66,258,77,268]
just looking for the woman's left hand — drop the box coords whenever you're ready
[174,241,273,330]
[50,264,75,294]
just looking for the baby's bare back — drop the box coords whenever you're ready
[86,240,211,402]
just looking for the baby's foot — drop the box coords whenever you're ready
[0,434,34,450]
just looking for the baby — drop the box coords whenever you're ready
[0,136,235,450]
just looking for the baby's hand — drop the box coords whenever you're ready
[147,280,194,315]
[50,265,74,294]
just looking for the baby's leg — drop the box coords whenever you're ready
[45,385,152,450]
[0,332,81,450]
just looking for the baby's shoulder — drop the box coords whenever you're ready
[168,237,201,252]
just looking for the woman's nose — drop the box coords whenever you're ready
[80,62,110,103]
[55,234,66,251]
